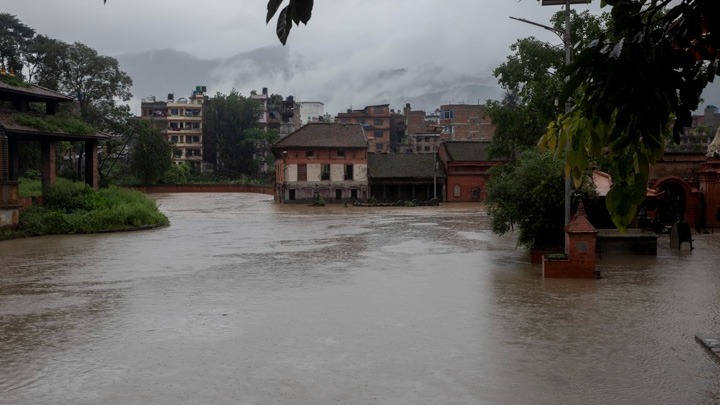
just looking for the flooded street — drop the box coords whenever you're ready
[1,193,719,404]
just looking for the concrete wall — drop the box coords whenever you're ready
[134,184,274,195]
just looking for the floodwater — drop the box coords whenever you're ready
[1,193,719,405]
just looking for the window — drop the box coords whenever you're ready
[453,184,461,198]
[344,164,353,180]
[373,106,385,114]
[289,189,296,200]
[169,122,180,130]
[374,131,384,139]
[424,146,430,151]
[192,136,200,143]
[350,189,358,200]
[321,164,330,180]
[170,136,179,143]
[335,189,342,200]
[306,150,314,158]
[374,118,383,126]
[191,122,200,129]
[337,150,345,158]
[375,143,384,152]
[298,164,307,181]
[441,110,454,119]
[170,108,179,116]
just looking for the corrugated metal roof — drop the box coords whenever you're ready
[272,123,367,149]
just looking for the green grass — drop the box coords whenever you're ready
[13,114,96,135]
[19,178,43,197]
[15,178,169,236]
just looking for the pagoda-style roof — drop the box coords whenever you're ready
[0,80,73,103]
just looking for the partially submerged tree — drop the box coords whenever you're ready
[485,149,596,249]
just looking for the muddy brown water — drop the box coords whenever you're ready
[1,193,719,404]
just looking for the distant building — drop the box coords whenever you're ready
[401,104,443,153]
[140,86,208,172]
[438,104,494,142]
[271,123,369,203]
[298,102,326,126]
[336,104,391,153]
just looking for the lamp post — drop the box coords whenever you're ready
[511,0,589,226]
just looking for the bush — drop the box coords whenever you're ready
[17,180,169,236]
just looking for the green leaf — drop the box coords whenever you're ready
[276,6,292,46]
[266,0,284,24]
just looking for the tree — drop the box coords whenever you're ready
[541,0,720,230]
[24,35,68,90]
[129,120,173,185]
[203,90,262,176]
[487,10,608,161]
[0,13,35,79]
[485,149,596,249]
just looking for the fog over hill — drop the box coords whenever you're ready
[117,45,720,117]
[117,46,504,116]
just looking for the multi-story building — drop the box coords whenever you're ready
[336,104,391,153]
[271,123,368,203]
[140,86,207,171]
[401,104,443,153]
[438,104,494,141]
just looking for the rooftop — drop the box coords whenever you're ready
[272,123,367,149]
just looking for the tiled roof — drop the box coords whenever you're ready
[0,80,73,102]
[272,123,367,149]
[441,141,500,162]
[368,153,445,178]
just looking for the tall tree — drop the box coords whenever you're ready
[541,0,720,230]
[23,35,68,90]
[487,10,608,161]
[58,42,133,127]
[0,13,35,79]
[203,90,262,176]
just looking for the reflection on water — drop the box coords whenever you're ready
[1,193,719,404]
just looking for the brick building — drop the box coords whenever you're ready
[271,123,368,203]
[438,104,494,141]
[437,141,502,202]
[336,104,391,153]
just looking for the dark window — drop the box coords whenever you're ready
[289,189,296,200]
[374,131,384,139]
[351,189,358,200]
[321,164,330,180]
[298,164,307,181]
[374,118,383,126]
[306,150,314,158]
[335,189,342,200]
[337,150,345,158]
[344,164,353,180]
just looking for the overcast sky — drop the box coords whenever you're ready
[2,1,627,114]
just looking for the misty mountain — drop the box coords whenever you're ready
[116,46,504,115]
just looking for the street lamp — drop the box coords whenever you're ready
[511,0,590,226]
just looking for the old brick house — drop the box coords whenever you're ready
[271,123,368,204]
[437,141,503,202]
